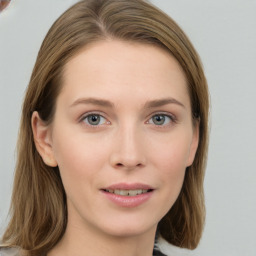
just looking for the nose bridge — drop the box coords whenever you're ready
[110,120,146,169]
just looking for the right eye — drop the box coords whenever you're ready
[81,114,108,126]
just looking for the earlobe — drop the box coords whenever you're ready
[31,111,58,167]
[186,120,200,167]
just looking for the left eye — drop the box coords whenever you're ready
[148,114,173,126]
[82,114,107,126]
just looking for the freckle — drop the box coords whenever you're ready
[0,0,11,12]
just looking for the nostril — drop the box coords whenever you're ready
[115,162,143,169]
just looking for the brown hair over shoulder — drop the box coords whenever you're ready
[2,0,209,255]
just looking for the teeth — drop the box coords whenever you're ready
[128,190,139,196]
[105,189,150,196]
[119,190,127,196]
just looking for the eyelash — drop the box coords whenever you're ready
[79,112,177,128]
[80,112,110,127]
[147,113,177,127]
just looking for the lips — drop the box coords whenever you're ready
[101,183,154,207]
[103,189,152,196]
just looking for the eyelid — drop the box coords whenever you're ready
[146,112,177,125]
[78,111,177,127]
[79,111,111,126]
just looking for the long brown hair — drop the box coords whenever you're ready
[2,0,209,255]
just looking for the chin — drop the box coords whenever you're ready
[95,215,159,238]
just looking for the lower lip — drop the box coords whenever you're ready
[101,190,154,208]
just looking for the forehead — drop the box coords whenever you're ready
[60,40,189,107]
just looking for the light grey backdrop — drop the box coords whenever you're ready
[0,0,256,255]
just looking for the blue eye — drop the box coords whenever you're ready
[149,114,173,126]
[82,114,107,126]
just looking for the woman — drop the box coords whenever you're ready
[0,0,209,255]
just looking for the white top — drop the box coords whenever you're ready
[0,248,20,256]
[157,236,194,256]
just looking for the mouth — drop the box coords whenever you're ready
[102,188,153,196]
[101,183,154,207]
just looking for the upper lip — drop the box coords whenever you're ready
[102,183,154,190]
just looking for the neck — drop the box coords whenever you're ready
[48,217,157,256]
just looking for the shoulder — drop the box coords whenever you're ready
[0,248,21,256]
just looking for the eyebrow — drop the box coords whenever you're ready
[144,98,185,109]
[70,97,114,108]
[70,97,185,109]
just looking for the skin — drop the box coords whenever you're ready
[32,40,199,256]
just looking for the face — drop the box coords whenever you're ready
[33,40,198,238]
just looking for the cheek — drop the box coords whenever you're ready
[149,131,192,174]
[158,147,187,190]
[148,131,192,200]
[51,127,110,186]
[156,145,188,212]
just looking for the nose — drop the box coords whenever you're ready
[109,125,146,170]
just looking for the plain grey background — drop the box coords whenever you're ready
[0,0,256,255]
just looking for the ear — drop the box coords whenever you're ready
[186,120,200,167]
[31,111,58,167]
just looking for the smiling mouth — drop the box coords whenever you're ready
[102,189,153,196]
